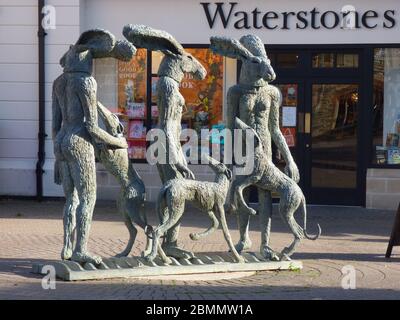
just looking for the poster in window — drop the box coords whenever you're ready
[151,105,159,118]
[282,106,297,127]
[128,120,146,139]
[179,48,224,129]
[117,49,147,114]
[281,127,296,147]
[126,102,146,119]
[278,84,297,107]
[388,147,400,164]
[128,141,147,160]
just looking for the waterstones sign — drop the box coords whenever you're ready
[200,2,397,30]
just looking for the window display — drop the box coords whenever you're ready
[95,47,224,162]
[372,48,400,165]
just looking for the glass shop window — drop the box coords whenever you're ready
[151,49,224,153]
[372,48,400,165]
[312,53,359,68]
[94,47,224,162]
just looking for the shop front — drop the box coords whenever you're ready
[3,0,398,209]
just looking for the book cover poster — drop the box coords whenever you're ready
[118,49,147,114]
[151,105,159,118]
[388,147,400,164]
[179,48,224,127]
[278,84,298,107]
[128,141,147,160]
[126,102,146,119]
[128,120,146,139]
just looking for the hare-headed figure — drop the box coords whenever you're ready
[210,35,301,260]
[53,29,136,264]
[123,25,207,259]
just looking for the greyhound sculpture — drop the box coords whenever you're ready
[232,118,321,261]
[96,102,148,258]
[146,155,245,264]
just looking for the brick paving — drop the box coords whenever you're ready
[0,199,400,300]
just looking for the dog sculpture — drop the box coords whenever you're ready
[145,156,245,264]
[96,102,148,257]
[231,118,321,261]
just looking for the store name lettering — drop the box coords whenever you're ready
[200,2,396,30]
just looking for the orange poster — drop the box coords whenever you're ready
[179,48,224,127]
[117,49,147,115]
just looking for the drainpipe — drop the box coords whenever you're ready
[36,0,47,201]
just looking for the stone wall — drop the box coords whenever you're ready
[366,168,400,210]
[96,164,216,202]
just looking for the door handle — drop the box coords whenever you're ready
[298,112,311,134]
[305,113,311,134]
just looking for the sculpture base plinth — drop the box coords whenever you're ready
[32,253,302,281]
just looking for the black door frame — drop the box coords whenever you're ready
[304,77,363,205]
[270,46,366,205]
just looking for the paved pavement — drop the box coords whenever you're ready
[0,199,399,300]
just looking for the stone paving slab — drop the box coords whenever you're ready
[0,199,400,299]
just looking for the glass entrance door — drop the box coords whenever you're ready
[258,48,365,206]
[305,82,362,204]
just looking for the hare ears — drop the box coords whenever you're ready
[234,117,261,146]
[123,24,184,56]
[75,29,136,61]
[210,35,266,62]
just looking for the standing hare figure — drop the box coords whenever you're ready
[52,29,136,264]
[210,35,320,260]
[123,25,207,260]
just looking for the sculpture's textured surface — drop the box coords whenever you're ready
[233,118,321,260]
[210,35,319,260]
[147,155,245,264]
[124,25,207,259]
[96,102,147,257]
[52,29,136,264]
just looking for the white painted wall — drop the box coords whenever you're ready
[0,0,38,195]
[42,0,80,197]
[0,0,80,197]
